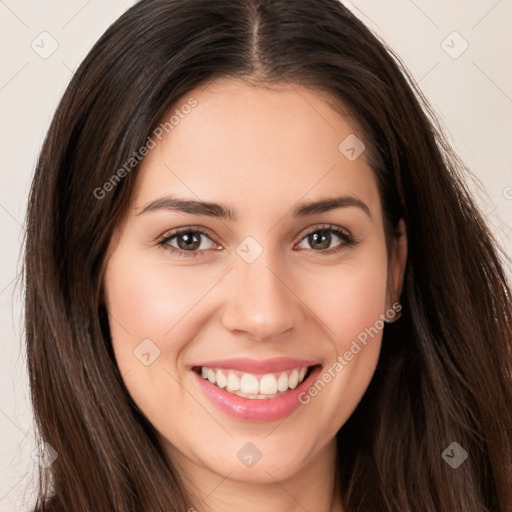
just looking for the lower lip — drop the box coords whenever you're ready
[193,365,322,422]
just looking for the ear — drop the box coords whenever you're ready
[386,218,407,311]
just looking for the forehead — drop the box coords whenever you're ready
[133,79,381,220]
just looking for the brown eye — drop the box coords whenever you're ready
[295,226,354,253]
[160,228,219,256]
[307,230,332,250]
[175,231,202,251]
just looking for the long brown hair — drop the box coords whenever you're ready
[24,0,512,510]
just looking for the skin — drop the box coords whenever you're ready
[103,78,407,512]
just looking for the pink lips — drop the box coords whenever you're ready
[192,357,322,422]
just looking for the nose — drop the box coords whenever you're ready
[220,254,304,342]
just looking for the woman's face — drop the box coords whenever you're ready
[103,79,406,486]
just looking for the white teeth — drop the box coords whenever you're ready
[259,374,278,395]
[277,372,289,392]
[240,373,259,394]
[226,373,241,391]
[215,369,227,389]
[198,365,311,397]
[288,369,299,389]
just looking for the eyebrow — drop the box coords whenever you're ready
[293,196,371,219]
[136,194,372,220]
[136,196,237,220]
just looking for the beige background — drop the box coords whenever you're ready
[0,1,511,509]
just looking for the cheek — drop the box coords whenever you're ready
[104,258,173,360]
[102,249,205,418]
[331,264,388,348]
[291,246,388,428]
[103,247,229,387]
[298,247,389,353]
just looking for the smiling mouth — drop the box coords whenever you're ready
[192,365,317,399]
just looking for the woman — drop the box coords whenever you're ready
[24,0,512,510]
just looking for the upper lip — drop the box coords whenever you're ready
[193,357,320,374]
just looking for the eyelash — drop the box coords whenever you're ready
[157,226,217,258]
[157,224,357,258]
